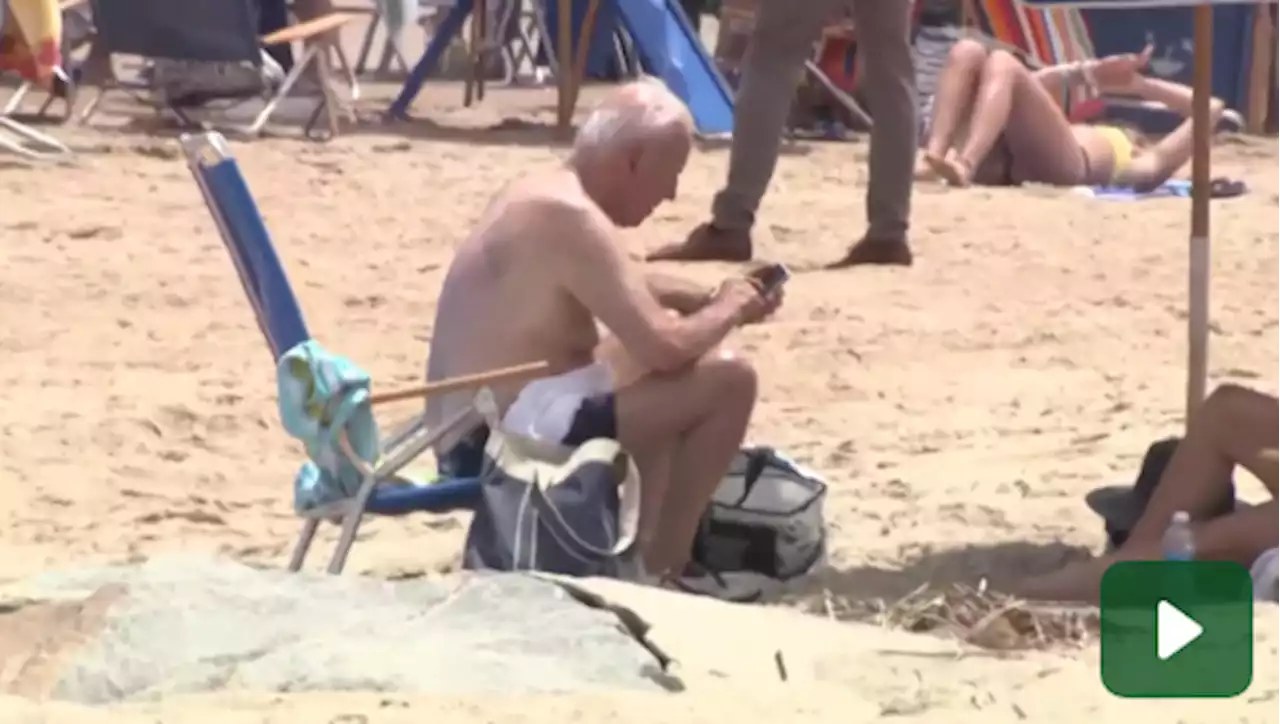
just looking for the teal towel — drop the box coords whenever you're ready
[277,341,381,514]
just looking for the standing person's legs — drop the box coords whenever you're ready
[826,0,918,268]
[647,0,830,262]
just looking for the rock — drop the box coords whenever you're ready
[0,556,665,704]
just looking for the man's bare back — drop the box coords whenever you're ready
[426,169,610,444]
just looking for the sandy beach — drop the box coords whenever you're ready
[1,64,1277,722]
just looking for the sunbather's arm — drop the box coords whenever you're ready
[1032,63,1086,106]
[645,272,712,316]
[1115,76,1225,191]
[549,200,757,373]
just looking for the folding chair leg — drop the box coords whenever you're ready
[314,42,343,139]
[288,518,321,572]
[77,85,108,125]
[2,82,32,116]
[355,12,380,75]
[376,38,409,76]
[0,117,71,155]
[332,44,359,101]
[0,132,49,161]
[244,44,320,137]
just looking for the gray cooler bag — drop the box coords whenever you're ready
[461,390,641,578]
[691,447,828,581]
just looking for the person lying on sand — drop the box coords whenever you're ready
[424,77,783,598]
[1014,384,1278,603]
[915,40,1228,190]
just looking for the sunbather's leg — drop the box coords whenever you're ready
[612,351,757,576]
[1015,384,1279,602]
[922,39,989,166]
[935,50,1086,187]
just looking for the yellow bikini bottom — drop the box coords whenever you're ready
[1096,126,1135,183]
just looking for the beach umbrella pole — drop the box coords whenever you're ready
[1186,5,1213,425]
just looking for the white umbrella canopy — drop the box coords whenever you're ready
[1014,0,1258,424]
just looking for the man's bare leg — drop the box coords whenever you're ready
[612,352,757,575]
[922,39,989,168]
[1015,385,1279,602]
[936,50,1086,187]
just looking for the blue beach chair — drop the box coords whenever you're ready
[180,131,493,575]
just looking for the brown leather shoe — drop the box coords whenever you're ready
[825,236,913,269]
[646,223,754,263]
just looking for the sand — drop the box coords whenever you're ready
[1,62,1277,722]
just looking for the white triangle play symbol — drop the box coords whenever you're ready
[1157,600,1204,660]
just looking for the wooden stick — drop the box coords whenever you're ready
[569,0,601,115]
[556,0,574,134]
[368,360,551,405]
[1185,5,1213,423]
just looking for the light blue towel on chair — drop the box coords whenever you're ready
[277,341,381,514]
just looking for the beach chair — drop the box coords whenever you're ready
[1,0,92,123]
[80,0,357,139]
[180,131,550,574]
[0,0,74,160]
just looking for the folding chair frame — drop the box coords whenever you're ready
[79,7,358,140]
[0,3,77,160]
[181,131,501,574]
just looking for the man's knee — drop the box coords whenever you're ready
[1201,383,1273,428]
[700,352,758,406]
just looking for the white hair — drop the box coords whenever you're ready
[572,76,692,156]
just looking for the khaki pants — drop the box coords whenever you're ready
[711,0,917,239]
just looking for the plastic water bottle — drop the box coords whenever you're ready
[1162,511,1197,561]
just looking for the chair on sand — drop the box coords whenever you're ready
[0,0,75,160]
[81,0,357,138]
[180,131,549,574]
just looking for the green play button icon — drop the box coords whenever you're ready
[1155,599,1202,660]
[1101,561,1253,698]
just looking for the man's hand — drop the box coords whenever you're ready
[716,277,783,326]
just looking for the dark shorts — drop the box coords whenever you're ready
[437,392,618,478]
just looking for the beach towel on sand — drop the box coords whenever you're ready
[277,340,381,514]
[1074,178,1248,201]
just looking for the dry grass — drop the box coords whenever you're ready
[822,582,1100,652]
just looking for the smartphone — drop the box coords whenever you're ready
[749,263,791,295]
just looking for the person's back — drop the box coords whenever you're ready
[425,174,603,450]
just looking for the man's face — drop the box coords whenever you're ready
[613,130,692,228]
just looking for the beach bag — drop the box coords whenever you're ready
[690,447,828,581]
[461,389,641,578]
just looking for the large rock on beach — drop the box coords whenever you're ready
[0,556,665,704]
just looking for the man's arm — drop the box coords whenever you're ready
[645,272,712,316]
[548,201,744,373]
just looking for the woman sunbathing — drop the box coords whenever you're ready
[916,39,1228,190]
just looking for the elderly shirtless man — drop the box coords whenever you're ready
[425,78,782,594]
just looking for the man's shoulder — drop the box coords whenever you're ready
[506,175,597,220]
[503,177,609,251]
